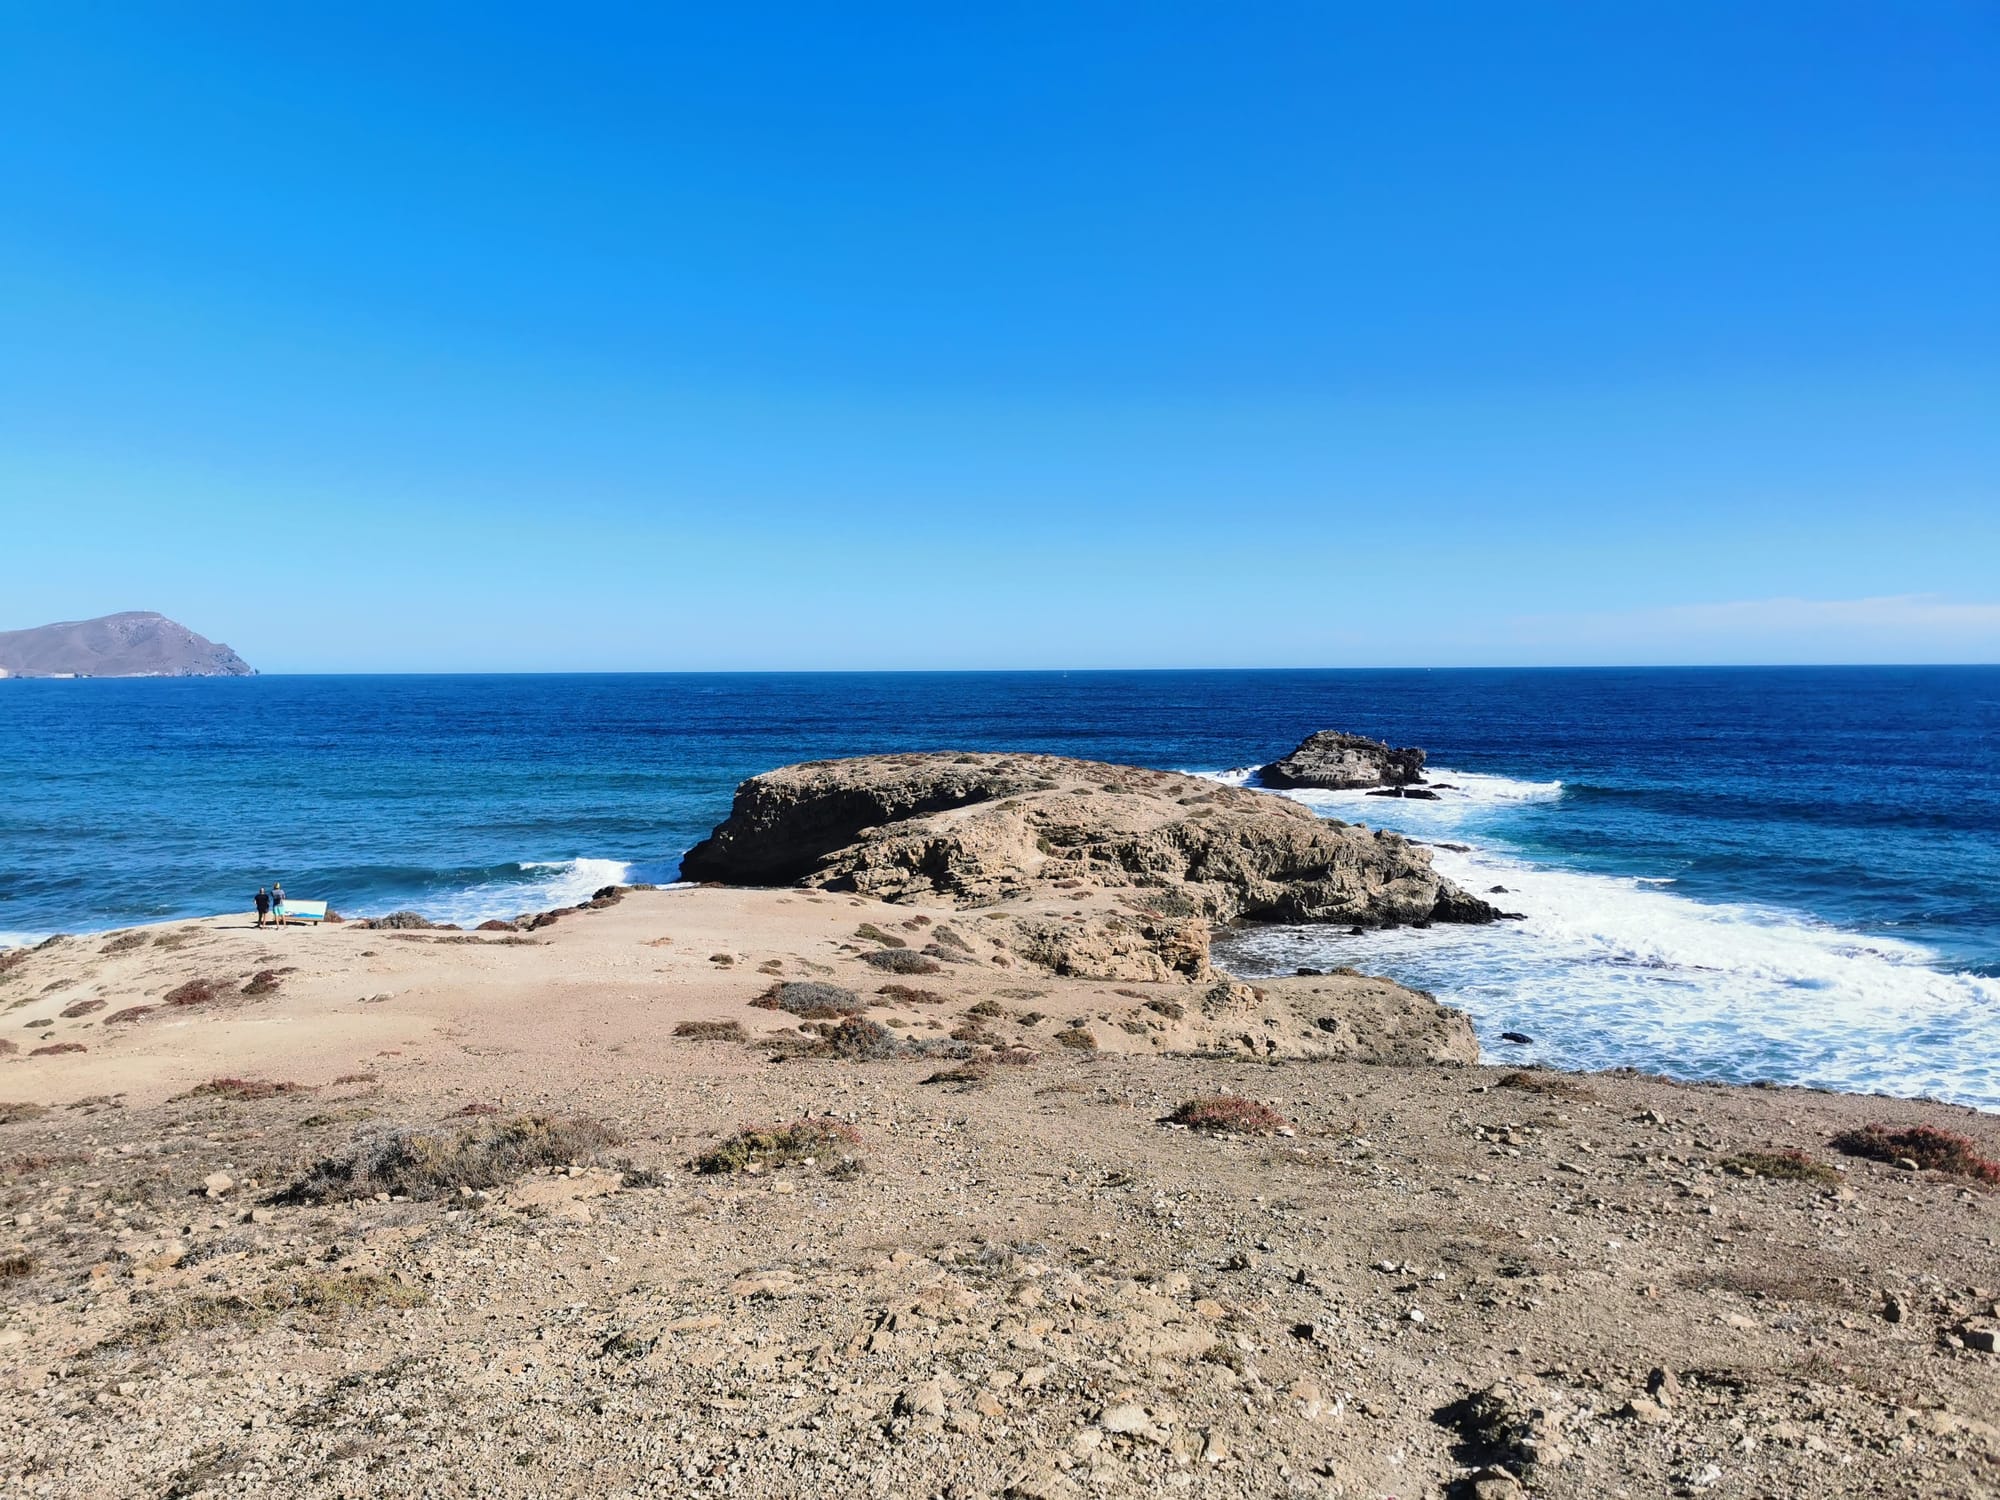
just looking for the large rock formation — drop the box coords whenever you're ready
[1259,730,1426,790]
[0,612,253,679]
[683,752,1497,981]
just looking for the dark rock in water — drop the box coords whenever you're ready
[1499,1031,1534,1045]
[1489,885,1509,894]
[476,919,518,932]
[1401,787,1441,801]
[1365,788,1402,798]
[1260,730,1427,791]
[1435,842,1471,853]
[1294,967,1324,977]
[370,911,435,931]
[1347,926,1366,936]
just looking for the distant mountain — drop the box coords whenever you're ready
[0,612,255,678]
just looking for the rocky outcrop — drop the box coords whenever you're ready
[682,753,1498,981]
[0,612,253,678]
[1260,730,1425,790]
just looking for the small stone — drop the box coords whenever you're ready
[896,1381,947,1418]
[1883,1292,1905,1324]
[1098,1402,1149,1435]
[1647,1367,1681,1407]
[1614,1396,1667,1424]
[202,1172,234,1199]
[1966,1328,1998,1354]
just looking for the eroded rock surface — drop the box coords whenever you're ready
[681,754,1494,959]
[1259,730,1426,790]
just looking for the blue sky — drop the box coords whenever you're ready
[1,3,1995,670]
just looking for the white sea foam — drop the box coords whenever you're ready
[0,931,53,952]
[1219,838,2000,1110]
[1189,765,1564,832]
[1192,766,2000,1110]
[417,856,634,928]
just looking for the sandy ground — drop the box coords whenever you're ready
[2,888,1997,1498]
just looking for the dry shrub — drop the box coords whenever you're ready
[105,1006,154,1025]
[811,1017,907,1060]
[1494,1069,1593,1100]
[1,1253,33,1279]
[106,1274,426,1347]
[332,1073,377,1086]
[930,926,974,953]
[1720,1149,1838,1185]
[877,984,945,1005]
[709,953,734,966]
[863,949,942,976]
[59,997,106,1018]
[966,999,1002,1017]
[923,1066,988,1086]
[162,977,228,1008]
[674,1019,748,1042]
[174,1077,316,1102]
[241,970,283,997]
[0,1041,14,1056]
[99,931,149,956]
[449,1102,501,1117]
[284,1113,619,1203]
[1053,1027,1099,1051]
[29,1042,86,1056]
[753,981,865,1019]
[5,1151,87,1176]
[1830,1123,2000,1185]
[1167,1095,1293,1136]
[988,1046,1037,1067]
[691,1119,862,1175]
[0,1102,49,1127]
[854,923,906,948]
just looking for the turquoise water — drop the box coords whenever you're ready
[3,668,1996,1105]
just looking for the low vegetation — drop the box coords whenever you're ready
[162,977,228,1008]
[1719,1149,1839,1185]
[1166,1095,1293,1136]
[0,1102,49,1127]
[283,1113,621,1203]
[853,923,906,948]
[29,1042,86,1056]
[691,1119,863,1175]
[752,981,867,1019]
[876,984,944,1005]
[173,1077,316,1102]
[674,1019,749,1042]
[105,1274,427,1348]
[1830,1123,2000,1185]
[1495,1069,1595,1099]
[862,949,942,976]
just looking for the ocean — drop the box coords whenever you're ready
[3,667,1996,1108]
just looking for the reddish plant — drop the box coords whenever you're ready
[1165,1095,1292,1136]
[1831,1124,2000,1186]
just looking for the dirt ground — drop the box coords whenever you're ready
[2,888,1996,1498]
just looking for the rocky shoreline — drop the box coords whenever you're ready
[0,751,1995,1498]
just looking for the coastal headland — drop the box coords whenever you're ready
[1,753,1995,1497]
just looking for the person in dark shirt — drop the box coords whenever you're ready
[254,887,271,928]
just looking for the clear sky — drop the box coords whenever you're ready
[1,3,1995,670]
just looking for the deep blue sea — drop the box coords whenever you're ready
[3,668,1996,1108]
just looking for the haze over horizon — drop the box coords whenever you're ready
[2,4,1995,671]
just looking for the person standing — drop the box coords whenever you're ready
[271,881,286,926]
[254,887,271,928]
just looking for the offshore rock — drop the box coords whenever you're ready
[1260,730,1426,790]
[681,752,1498,978]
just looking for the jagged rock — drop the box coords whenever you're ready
[1259,730,1426,790]
[681,753,1497,982]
